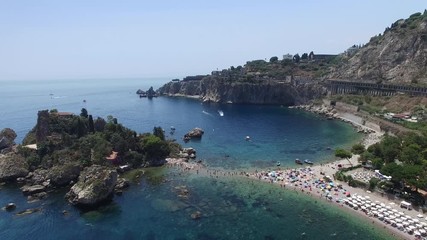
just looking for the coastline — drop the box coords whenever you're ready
[166,108,422,239]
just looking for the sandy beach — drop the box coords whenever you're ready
[166,111,426,240]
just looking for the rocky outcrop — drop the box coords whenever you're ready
[0,128,17,153]
[158,76,326,105]
[66,165,118,207]
[21,185,46,196]
[200,77,326,104]
[0,153,29,182]
[36,110,50,143]
[157,80,202,97]
[328,12,427,84]
[47,163,81,187]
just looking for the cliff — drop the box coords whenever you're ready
[158,77,326,105]
[328,11,427,84]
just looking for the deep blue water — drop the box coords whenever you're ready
[0,78,392,239]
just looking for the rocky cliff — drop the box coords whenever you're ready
[158,78,326,105]
[328,11,427,84]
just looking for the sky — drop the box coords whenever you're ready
[0,1,425,80]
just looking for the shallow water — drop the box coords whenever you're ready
[0,167,394,240]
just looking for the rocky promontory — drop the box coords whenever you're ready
[158,77,326,105]
[66,165,118,207]
[0,153,29,182]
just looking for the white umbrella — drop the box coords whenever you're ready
[364,196,370,199]
[402,221,410,226]
[418,214,424,218]
[419,229,426,234]
[386,206,391,210]
[380,203,386,207]
[401,217,407,221]
[414,230,421,236]
[414,219,420,223]
[392,209,398,213]
[396,218,402,223]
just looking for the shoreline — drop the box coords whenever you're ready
[167,111,423,239]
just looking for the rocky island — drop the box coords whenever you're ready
[0,109,194,209]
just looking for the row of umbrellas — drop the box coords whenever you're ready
[345,195,427,236]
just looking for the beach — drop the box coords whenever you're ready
[166,114,425,240]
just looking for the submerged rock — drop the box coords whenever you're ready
[66,165,118,207]
[190,211,202,220]
[15,208,41,216]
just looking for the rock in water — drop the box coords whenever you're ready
[184,128,204,140]
[190,211,202,220]
[21,185,46,196]
[0,153,29,182]
[5,202,16,211]
[66,165,118,207]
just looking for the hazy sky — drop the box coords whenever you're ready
[0,1,425,80]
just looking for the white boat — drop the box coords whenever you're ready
[218,110,224,116]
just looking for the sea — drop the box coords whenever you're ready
[0,78,394,239]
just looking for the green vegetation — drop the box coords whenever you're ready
[334,148,352,159]
[358,132,427,204]
[19,109,180,170]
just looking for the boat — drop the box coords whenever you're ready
[245,136,251,141]
[304,159,313,165]
[295,159,303,165]
[218,110,224,116]
[276,161,281,166]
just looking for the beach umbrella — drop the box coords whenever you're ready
[386,206,391,210]
[418,214,425,218]
[396,218,402,223]
[416,223,423,229]
[365,196,370,199]
[378,213,384,218]
[380,203,386,207]
[414,230,421,236]
[401,217,407,221]
[392,209,398,213]
[414,219,420,223]
[402,221,410,226]
[419,229,426,234]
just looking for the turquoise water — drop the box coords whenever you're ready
[0,78,392,239]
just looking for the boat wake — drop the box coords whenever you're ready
[218,110,224,117]
[202,110,213,116]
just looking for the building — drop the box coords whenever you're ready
[282,54,293,60]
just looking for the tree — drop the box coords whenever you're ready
[141,135,170,163]
[335,148,352,159]
[80,108,88,118]
[301,53,308,60]
[269,56,278,63]
[399,144,421,164]
[88,115,95,133]
[351,143,365,155]
[153,127,165,141]
[93,117,106,132]
[293,54,300,63]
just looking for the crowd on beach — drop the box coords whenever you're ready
[252,166,427,240]
[165,125,426,240]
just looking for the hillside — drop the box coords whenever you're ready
[328,11,427,85]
